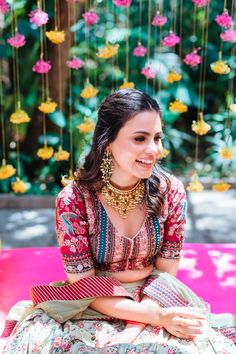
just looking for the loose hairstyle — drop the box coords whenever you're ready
[77,89,170,216]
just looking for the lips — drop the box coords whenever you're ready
[136,159,154,168]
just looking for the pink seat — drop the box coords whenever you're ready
[1,243,236,335]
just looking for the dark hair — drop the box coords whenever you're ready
[76,88,170,216]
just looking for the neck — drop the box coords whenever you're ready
[109,178,141,191]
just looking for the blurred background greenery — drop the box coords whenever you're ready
[0,0,235,195]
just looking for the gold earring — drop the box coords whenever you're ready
[100,150,113,182]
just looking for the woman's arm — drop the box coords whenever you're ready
[155,257,180,276]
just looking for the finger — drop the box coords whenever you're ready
[178,326,205,336]
[177,318,205,328]
[172,329,194,340]
[176,308,207,320]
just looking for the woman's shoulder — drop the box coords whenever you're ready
[158,170,185,195]
[56,180,92,205]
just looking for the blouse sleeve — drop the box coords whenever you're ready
[158,176,187,260]
[55,183,94,274]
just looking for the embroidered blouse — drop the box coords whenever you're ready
[56,174,187,274]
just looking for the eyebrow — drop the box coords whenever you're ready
[132,130,163,136]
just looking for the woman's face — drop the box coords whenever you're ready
[109,110,163,187]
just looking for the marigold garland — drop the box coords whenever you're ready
[37,145,54,160]
[9,109,31,124]
[38,99,57,114]
[11,177,27,193]
[77,117,95,134]
[187,174,204,192]
[46,30,65,44]
[119,80,135,89]
[80,83,98,99]
[212,181,231,192]
[159,148,170,159]
[0,161,16,179]
[169,99,188,113]
[210,59,230,75]
[167,70,182,83]
[191,112,211,135]
[96,42,119,59]
[229,104,236,115]
[54,146,70,161]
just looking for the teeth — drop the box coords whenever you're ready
[137,159,153,165]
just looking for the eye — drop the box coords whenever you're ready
[154,135,163,142]
[134,136,145,142]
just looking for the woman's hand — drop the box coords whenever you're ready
[158,306,207,339]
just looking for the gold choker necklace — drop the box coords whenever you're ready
[102,180,145,218]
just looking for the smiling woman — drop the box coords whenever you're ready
[2,89,236,353]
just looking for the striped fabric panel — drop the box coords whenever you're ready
[0,320,18,338]
[30,276,133,306]
[217,327,236,344]
[142,279,188,307]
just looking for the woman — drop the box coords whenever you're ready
[2,89,236,353]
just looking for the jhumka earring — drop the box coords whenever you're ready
[100,150,113,182]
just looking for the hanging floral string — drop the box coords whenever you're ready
[8,0,29,193]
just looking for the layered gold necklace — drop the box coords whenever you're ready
[102,179,145,218]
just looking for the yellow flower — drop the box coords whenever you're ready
[187,174,204,192]
[219,147,235,160]
[169,99,188,113]
[37,146,54,160]
[167,70,182,83]
[96,42,119,59]
[80,84,98,99]
[11,177,27,194]
[46,30,65,44]
[9,109,31,124]
[119,80,135,89]
[159,148,170,159]
[38,99,57,114]
[210,60,230,75]
[191,112,211,136]
[54,146,70,161]
[212,181,231,192]
[0,160,16,180]
[61,169,74,187]
[77,117,95,134]
[229,104,236,115]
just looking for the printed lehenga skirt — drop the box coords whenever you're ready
[1,270,236,354]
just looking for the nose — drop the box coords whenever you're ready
[146,139,163,155]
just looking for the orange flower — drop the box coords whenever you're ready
[167,70,182,83]
[96,42,119,59]
[77,117,95,134]
[119,80,135,89]
[187,174,204,192]
[46,30,65,44]
[0,160,16,179]
[37,146,54,160]
[211,60,230,74]
[212,181,231,192]
[54,146,70,161]
[159,148,170,159]
[10,109,31,124]
[192,112,211,135]
[11,177,27,193]
[169,99,188,113]
[80,84,98,99]
[38,99,57,114]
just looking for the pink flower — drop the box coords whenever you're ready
[66,57,84,69]
[162,33,180,47]
[113,0,132,7]
[192,0,210,7]
[215,11,233,28]
[32,59,52,74]
[0,0,10,14]
[7,33,26,48]
[82,11,98,25]
[184,49,201,67]
[28,9,49,27]
[152,14,167,27]
[132,43,147,57]
[141,66,156,79]
[220,29,236,42]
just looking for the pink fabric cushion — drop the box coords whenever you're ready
[0,243,236,335]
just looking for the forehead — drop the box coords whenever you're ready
[121,110,162,132]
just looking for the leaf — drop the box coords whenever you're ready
[38,134,60,146]
[48,110,66,128]
[163,111,179,124]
